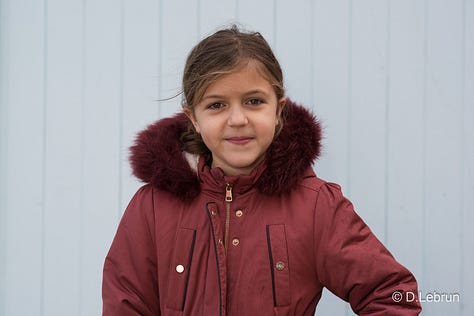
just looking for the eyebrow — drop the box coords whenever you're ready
[202,89,270,101]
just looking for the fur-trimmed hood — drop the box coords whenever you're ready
[129,99,322,201]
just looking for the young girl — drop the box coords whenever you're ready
[102,26,421,315]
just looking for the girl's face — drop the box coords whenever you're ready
[185,62,285,176]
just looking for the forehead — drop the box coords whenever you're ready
[201,61,274,97]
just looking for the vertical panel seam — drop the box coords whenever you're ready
[78,0,87,314]
[272,0,277,48]
[0,0,10,314]
[118,0,125,221]
[196,0,201,37]
[158,0,163,118]
[421,0,428,291]
[460,0,467,304]
[347,0,353,198]
[310,0,315,110]
[235,0,239,22]
[384,0,391,246]
[40,0,49,315]
[346,1,353,314]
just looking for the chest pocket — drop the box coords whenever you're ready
[166,227,196,311]
[266,224,291,307]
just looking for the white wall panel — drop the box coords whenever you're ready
[275,0,313,106]
[159,0,198,118]
[349,0,388,243]
[312,1,351,314]
[0,0,8,313]
[81,1,123,315]
[121,0,161,211]
[2,0,46,315]
[423,0,464,314]
[199,0,237,37]
[42,1,83,314]
[237,0,276,45]
[386,0,424,285]
[312,0,351,189]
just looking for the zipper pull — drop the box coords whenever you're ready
[225,184,233,202]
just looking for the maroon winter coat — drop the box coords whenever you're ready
[102,100,421,315]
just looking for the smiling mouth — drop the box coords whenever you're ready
[225,137,254,145]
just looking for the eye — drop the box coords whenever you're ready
[207,102,224,110]
[246,98,264,106]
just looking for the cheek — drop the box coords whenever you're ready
[199,132,212,147]
[255,123,277,145]
[190,107,211,134]
[259,115,278,134]
[197,124,218,147]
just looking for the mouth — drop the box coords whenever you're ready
[225,136,254,145]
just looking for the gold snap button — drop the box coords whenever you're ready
[232,238,240,246]
[211,210,217,216]
[275,261,285,271]
[235,210,243,217]
[176,265,185,273]
[218,238,223,245]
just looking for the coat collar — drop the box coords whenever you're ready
[129,99,322,201]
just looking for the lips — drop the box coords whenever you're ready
[225,136,254,145]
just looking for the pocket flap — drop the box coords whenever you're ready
[266,224,291,307]
[166,228,196,311]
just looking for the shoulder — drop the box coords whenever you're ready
[130,183,189,204]
[121,184,155,221]
[127,183,157,207]
[297,167,342,195]
[295,169,353,220]
[130,184,197,221]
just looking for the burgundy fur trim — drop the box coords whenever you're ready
[129,99,322,200]
[129,114,201,201]
[256,101,322,194]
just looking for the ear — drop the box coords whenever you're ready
[276,97,286,125]
[183,108,201,133]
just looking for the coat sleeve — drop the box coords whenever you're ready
[102,185,160,315]
[313,182,422,315]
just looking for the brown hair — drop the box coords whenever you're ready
[180,25,286,155]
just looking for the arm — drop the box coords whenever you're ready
[102,185,160,315]
[314,182,421,315]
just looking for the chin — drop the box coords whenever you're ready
[228,158,261,169]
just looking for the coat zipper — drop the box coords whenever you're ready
[224,183,233,251]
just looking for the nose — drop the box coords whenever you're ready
[227,104,248,126]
